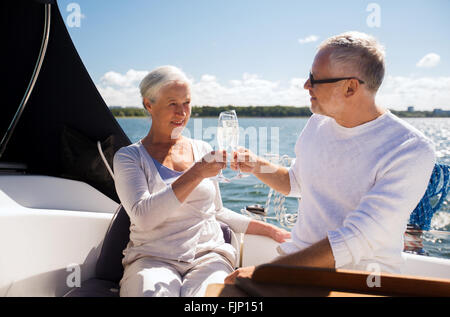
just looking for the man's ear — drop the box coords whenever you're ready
[344,79,359,98]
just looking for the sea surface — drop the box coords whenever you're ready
[116,116,450,259]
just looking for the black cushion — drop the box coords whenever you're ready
[95,205,130,283]
[64,278,119,297]
[220,222,232,244]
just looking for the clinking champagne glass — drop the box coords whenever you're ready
[227,111,249,180]
[210,111,236,183]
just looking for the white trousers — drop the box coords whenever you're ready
[119,252,234,297]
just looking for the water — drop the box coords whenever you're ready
[116,116,450,259]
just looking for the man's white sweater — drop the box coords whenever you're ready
[281,112,436,273]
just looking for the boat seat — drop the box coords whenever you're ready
[64,205,234,297]
[0,174,119,296]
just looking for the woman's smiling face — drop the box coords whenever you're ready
[145,81,191,138]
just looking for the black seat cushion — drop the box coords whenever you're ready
[94,205,234,285]
[95,205,130,283]
[220,222,233,245]
[64,278,119,297]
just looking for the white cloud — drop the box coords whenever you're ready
[97,69,148,107]
[100,69,148,88]
[298,35,319,44]
[96,69,450,110]
[200,74,216,82]
[377,75,450,110]
[416,53,441,68]
[97,85,142,107]
[190,73,308,106]
[97,70,309,107]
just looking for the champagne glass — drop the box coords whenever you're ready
[228,111,249,180]
[210,111,236,183]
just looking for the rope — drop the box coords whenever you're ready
[264,155,298,229]
[408,163,450,231]
[97,141,115,181]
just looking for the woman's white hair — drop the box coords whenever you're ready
[318,31,385,92]
[139,65,190,105]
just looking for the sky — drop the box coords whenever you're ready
[58,0,450,111]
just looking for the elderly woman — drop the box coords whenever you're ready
[113,65,290,297]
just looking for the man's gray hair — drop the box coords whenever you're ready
[318,31,385,92]
[139,65,190,104]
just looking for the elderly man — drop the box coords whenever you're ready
[226,31,435,282]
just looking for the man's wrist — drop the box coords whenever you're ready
[254,157,276,175]
[250,157,260,174]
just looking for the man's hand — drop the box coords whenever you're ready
[231,147,291,195]
[224,266,256,284]
[230,147,261,174]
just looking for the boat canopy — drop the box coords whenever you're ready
[1,0,131,203]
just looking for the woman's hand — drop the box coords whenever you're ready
[172,150,227,203]
[246,220,291,243]
[193,150,227,179]
[270,225,291,243]
[230,147,261,174]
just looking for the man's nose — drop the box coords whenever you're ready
[304,78,312,90]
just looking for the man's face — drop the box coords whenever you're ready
[303,49,345,117]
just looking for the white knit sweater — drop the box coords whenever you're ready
[281,112,436,273]
[113,138,251,267]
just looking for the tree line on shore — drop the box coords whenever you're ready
[109,106,450,118]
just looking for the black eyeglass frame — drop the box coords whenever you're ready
[309,72,365,88]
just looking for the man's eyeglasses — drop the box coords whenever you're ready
[309,72,365,88]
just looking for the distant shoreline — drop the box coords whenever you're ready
[110,106,450,118]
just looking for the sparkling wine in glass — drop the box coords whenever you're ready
[210,111,236,183]
[226,111,249,180]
